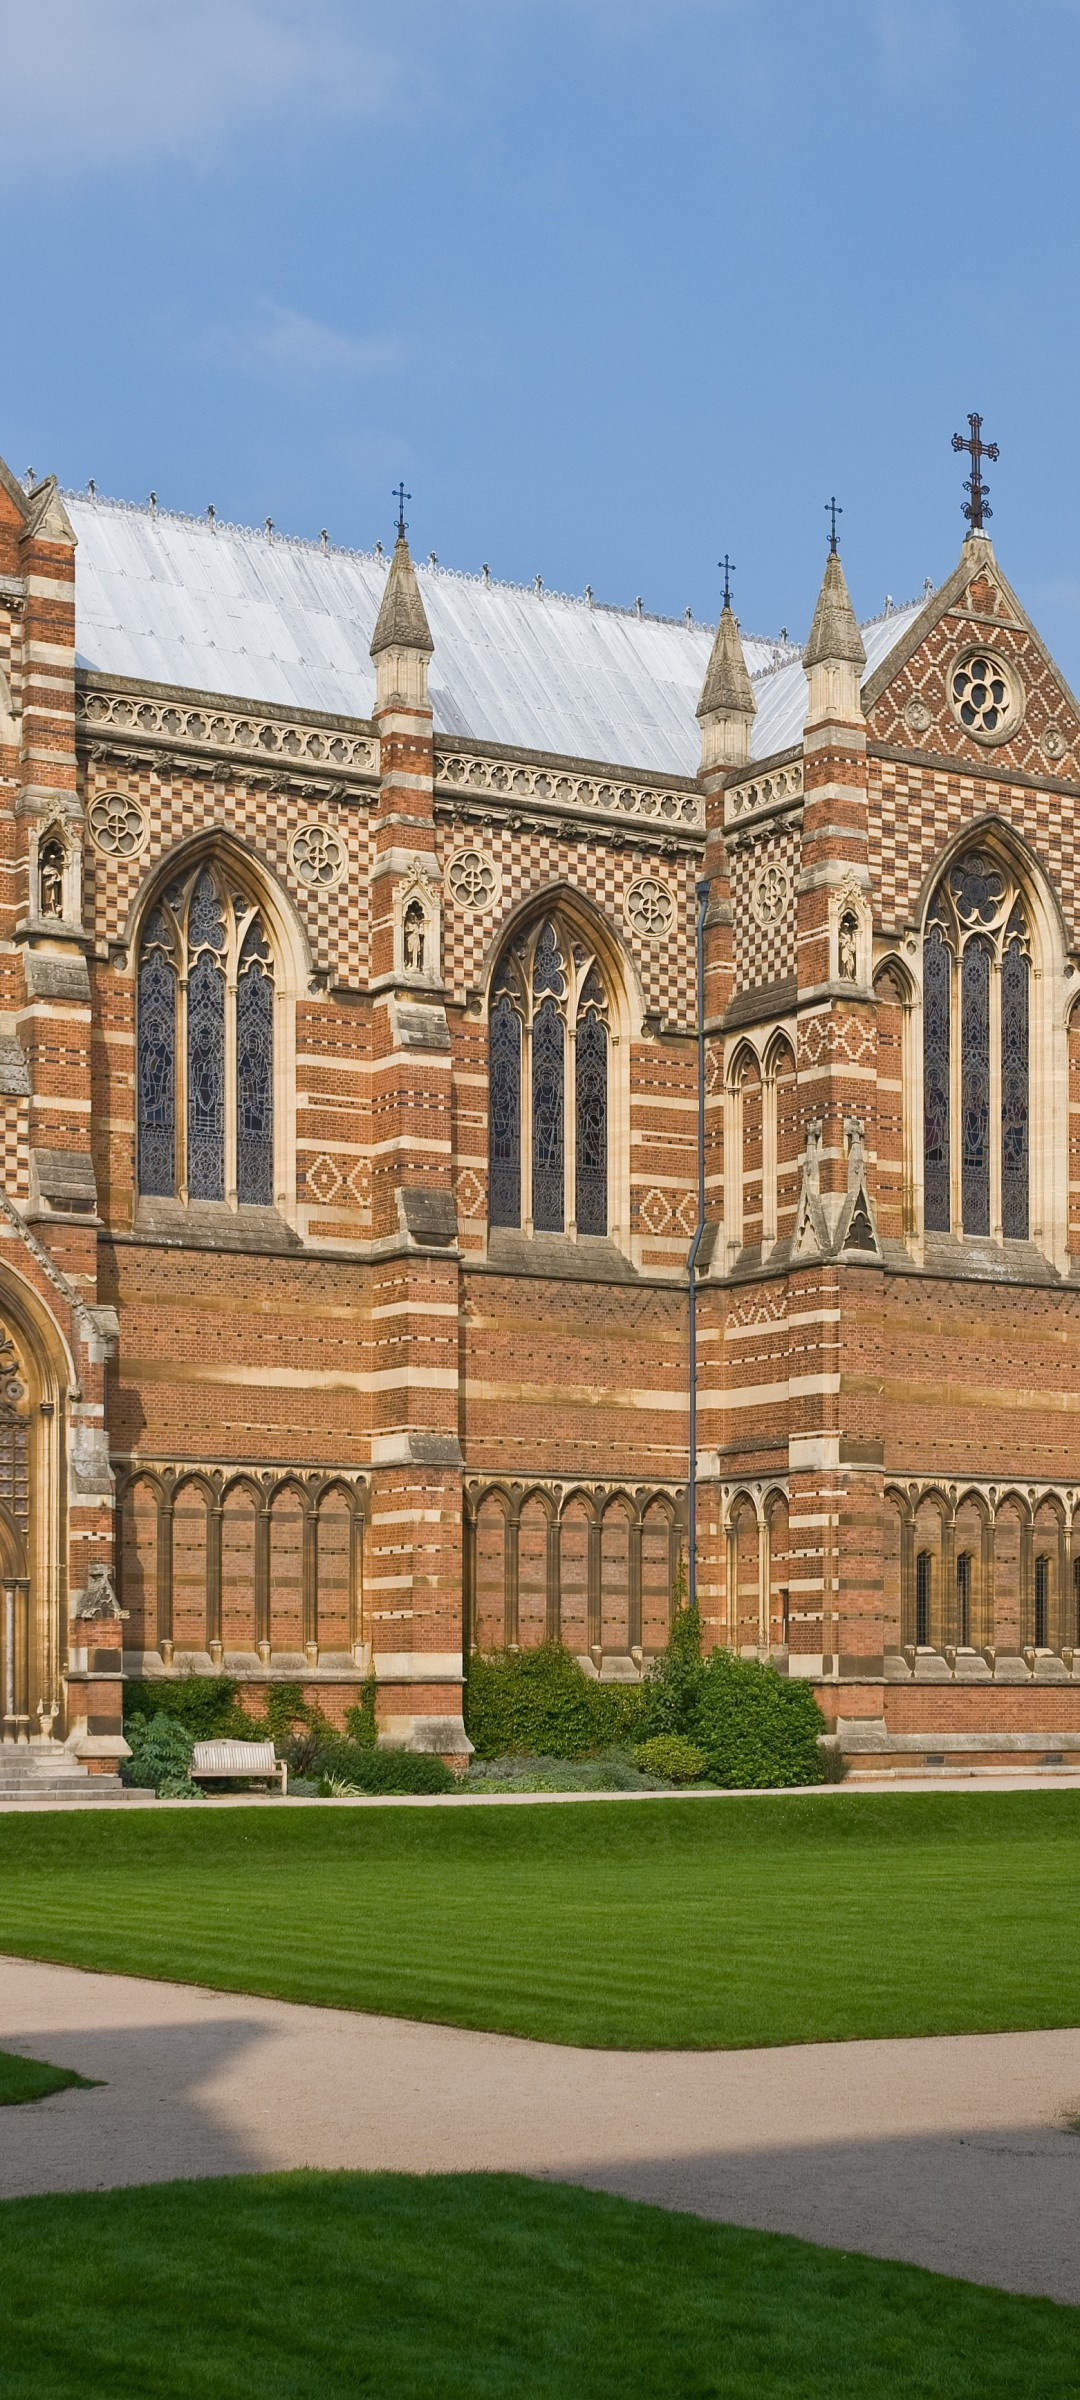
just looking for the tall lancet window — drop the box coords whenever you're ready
[137,862,276,1207]
[922,849,1030,1240]
[488,913,611,1238]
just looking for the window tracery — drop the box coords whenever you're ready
[137,861,275,1207]
[488,913,610,1238]
[922,848,1030,1240]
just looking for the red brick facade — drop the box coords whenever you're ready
[0,455,1077,1771]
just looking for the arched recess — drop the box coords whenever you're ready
[914,819,1069,1265]
[315,1480,360,1657]
[764,1490,790,1648]
[729,1046,762,1258]
[558,1491,594,1654]
[728,1491,761,1651]
[269,1479,308,1655]
[125,830,313,1225]
[993,1490,1028,1654]
[953,1489,990,1650]
[483,886,638,1252]
[873,958,915,1242]
[640,1494,676,1655]
[220,1476,260,1657]
[474,1487,511,1650]
[884,1485,910,1651]
[171,1474,214,1655]
[912,1489,949,1649]
[0,1263,73,1741]
[1032,1494,1066,1651]
[600,1493,634,1655]
[764,1034,799,1251]
[518,1490,554,1650]
[118,1472,164,1655]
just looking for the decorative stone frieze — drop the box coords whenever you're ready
[434,744,703,832]
[724,760,803,825]
[77,684,379,785]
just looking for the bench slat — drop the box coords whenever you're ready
[192,1741,279,1773]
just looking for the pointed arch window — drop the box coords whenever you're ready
[137,862,275,1206]
[922,850,1030,1240]
[488,915,610,1237]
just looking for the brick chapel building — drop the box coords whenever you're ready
[1,440,1080,1780]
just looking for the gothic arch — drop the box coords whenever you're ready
[486,896,632,1247]
[127,832,311,1222]
[479,882,645,1037]
[915,818,1069,1262]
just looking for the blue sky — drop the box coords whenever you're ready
[3,0,1080,677]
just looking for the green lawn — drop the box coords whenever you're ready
[0,2169,1072,2400]
[0,2047,97,2105]
[3,1791,1080,2048]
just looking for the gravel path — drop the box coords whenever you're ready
[3,1955,1080,2303]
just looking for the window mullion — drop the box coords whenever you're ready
[522,1011,534,1237]
[177,969,189,1203]
[566,1015,577,1239]
[225,970,239,1211]
[951,949,963,1236]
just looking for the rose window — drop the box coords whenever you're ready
[950,652,1021,743]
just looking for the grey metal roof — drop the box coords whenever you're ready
[65,494,927,777]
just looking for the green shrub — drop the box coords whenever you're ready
[465,1642,645,1761]
[818,1741,849,1783]
[123,1674,245,1742]
[695,1652,825,1789]
[121,1713,197,1799]
[638,1605,706,1741]
[632,1733,707,1785]
[316,1743,455,1796]
[467,1748,667,1794]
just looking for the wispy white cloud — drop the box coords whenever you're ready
[203,303,405,390]
[0,0,398,172]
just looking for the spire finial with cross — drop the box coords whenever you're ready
[392,482,411,542]
[826,496,842,554]
[951,413,999,532]
[718,554,735,609]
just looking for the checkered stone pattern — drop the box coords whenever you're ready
[437,821,700,1024]
[870,590,1080,785]
[82,761,376,986]
[729,820,800,989]
[871,757,1080,943]
[0,1097,30,1203]
[0,604,21,715]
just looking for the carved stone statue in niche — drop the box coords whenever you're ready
[838,910,859,982]
[403,900,426,974]
[39,840,65,921]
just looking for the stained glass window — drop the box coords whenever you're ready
[532,998,565,1231]
[1035,1553,1049,1648]
[575,1012,607,1235]
[137,866,275,1208]
[1001,935,1029,1239]
[237,918,274,1206]
[187,953,226,1199]
[923,925,951,1232]
[956,1552,971,1646]
[915,1550,931,1646]
[137,942,177,1197]
[489,995,522,1227]
[489,919,607,1239]
[960,939,991,1235]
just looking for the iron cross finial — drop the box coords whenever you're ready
[826,496,842,554]
[718,555,735,608]
[951,413,999,532]
[392,482,411,541]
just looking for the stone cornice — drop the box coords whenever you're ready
[434,737,703,838]
[75,671,379,794]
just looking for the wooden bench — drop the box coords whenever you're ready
[190,1739,288,1795]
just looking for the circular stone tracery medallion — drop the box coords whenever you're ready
[289,823,346,887]
[948,648,1024,745]
[904,694,933,736]
[87,791,148,857]
[624,875,675,939]
[1042,723,1068,763]
[751,861,790,927]
[445,848,501,912]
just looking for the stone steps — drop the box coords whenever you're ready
[0,1744,147,1805]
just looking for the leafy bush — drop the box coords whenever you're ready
[818,1741,849,1783]
[123,1674,246,1742]
[121,1713,198,1799]
[467,1748,667,1794]
[465,1642,644,1761]
[694,1653,825,1789]
[638,1605,706,1742]
[632,1733,707,1785]
[316,1742,455,1796]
